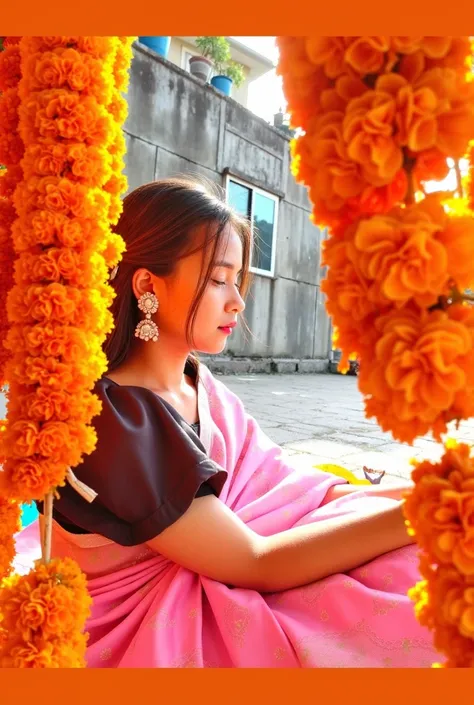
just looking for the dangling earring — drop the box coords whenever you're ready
[135,292,159,342]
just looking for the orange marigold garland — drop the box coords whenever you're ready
[0,36,134,668]
[0,38,23,385]
[404,441,474,666]
[0,556,92,667]
[0,38,25,582]
[278,36,474,666]
[278,36,474,444]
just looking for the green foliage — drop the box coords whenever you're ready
[220,60,245,88]
[195,37,230,65]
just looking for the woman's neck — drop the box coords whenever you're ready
[110,338,194,393]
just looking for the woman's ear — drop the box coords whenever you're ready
[131,269,155,300]
[132,269,167,305]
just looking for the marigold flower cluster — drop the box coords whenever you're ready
[0,39,24,385]
[0,557,92,667]
[278,36,474,445]
[404,442,474,666]
[278,36,474,667]
[0,38,26,582]
[2,36,132,500]
[0,36,134,668]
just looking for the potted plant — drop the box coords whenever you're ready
[189,36,230,83]
[211,60,245,97]
[139,37,171,60]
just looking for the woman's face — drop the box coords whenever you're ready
[152,224,246,355]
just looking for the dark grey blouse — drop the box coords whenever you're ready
[38,369,227,546]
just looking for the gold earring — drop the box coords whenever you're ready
[135,292,159,342]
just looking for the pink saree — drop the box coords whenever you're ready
[14,365,437,667]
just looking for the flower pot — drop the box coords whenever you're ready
[211,75,233,96]
[139,36,171,59]
[189,56,213,82]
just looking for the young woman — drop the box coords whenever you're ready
[16,178,437,668]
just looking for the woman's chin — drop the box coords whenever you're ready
[196,339,229,356]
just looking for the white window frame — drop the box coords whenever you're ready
[224,173,279,278]
[180,46,194,72]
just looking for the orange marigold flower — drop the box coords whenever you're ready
[305,37,352,79]
[345,36,392,75]
[108,90,128,125]
[343,89,403,186]
[0,165,22,199]
[0,87,21,133]
[100,231,126,268]
[21,355,75,389]
[19,90,114,147]
[358,305,474,443]
[76,36,119,59]
[7,456,66,499]
[0,45,21,91]
[347,168,408,218]
[421,37,453,60]
[20,37,73,53]
[417,69,474,158]
[0,131,24,166]
[17,385,101,424]
[14,247,97,287]
[25,51,67,90]
[7,282,83,326]
[418,194,474,291]
[353,205,449,308]
[0,498,21,580]
[376,72,438,152]
[407,557,474,666]
[405,442,474,576]
[391,37,423,55]
[0,557,92,667]
[113,38,134,92]
[8,419,40,458]
[425,37,470,70]
[295,112,364,209]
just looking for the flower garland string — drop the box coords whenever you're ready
[0,37,24,583]
[0,36,134,668]
[278,36,474,667]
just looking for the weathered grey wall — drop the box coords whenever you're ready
[124,43,331,367]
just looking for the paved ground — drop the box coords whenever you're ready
[221,372,474,483]
[2,372,473,483]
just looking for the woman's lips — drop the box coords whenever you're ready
[218,322,236,335]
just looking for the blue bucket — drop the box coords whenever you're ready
[211,75,233,96]
[21,502,39,528]
[139,37,171,59]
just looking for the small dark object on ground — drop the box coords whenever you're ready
[363,466,386,484]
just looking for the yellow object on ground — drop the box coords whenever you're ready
[314,464,371,486]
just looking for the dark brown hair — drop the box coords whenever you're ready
[104,176,252,371]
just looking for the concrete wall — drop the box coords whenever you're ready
[124,43,332,370]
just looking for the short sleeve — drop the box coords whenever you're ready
[48,378,228,546]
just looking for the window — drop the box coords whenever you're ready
[225,175,279,276]
[180,48,194,71]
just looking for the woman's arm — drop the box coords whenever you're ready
[322,479,414,504]
[146,495,413,592]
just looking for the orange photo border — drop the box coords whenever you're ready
[3,1,474,697]
[4,667,474,703]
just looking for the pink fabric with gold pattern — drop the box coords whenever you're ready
[15,365,438,667]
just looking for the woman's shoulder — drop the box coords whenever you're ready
[93,375,189,429]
